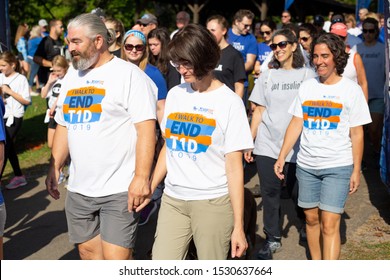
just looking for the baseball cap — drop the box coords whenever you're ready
[38,19,48,27]
[330,22,347,37]
[136,13,158,25]
[314,15,324,26]
[91,7,106,19]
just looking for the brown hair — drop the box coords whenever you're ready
[0,51,21,73]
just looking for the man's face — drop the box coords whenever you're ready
[54,21,64,36]
[235,16,252,35]
[281,13,291,24]
[67,26,99,70]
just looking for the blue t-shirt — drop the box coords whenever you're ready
[0,99,5,205]
[145,63,168,100]
[28,37,43,57]
[227,28,257,87]
[256,42,271,65]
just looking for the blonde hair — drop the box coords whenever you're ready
[345,14,356,28]
[14,23,29,46]
[29,25,41,39]
[52,55,69,71]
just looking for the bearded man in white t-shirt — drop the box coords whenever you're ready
[45,13,157,260]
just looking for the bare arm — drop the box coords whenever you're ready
[128,119,156,212]
[226,151,248,258]
[244,105,265,163]
[156,99,165,126]
[45,124,69,199]
[41,73,58,99]
[244,53,257,73]
[0,85,30,106]
[274,116,303,180]
[33,56,53,68]
[233,80,244,98]
[354,53,368,102]
[349,125,364,194]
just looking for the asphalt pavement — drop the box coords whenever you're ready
[2,146,389,260]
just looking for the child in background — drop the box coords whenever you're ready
[40,55,69,184]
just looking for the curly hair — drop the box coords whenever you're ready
[310,33,348,75]
[269,28,304,69]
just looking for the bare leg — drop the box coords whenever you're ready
[321,210,341,260]
[304,207,322,260]
[0,237,3,260]
[102,240,132,260]
[78,235,104,260]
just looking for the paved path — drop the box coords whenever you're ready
[2,150,389,260]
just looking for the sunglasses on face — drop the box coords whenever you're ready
[269,41,292,51]
[124,44,145,52]
[362,28,375,34]
[300,36,310,42]
[260,31,271,36]
[241,23,251,29]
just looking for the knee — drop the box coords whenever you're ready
[305,212,319,227]
[78,243,100,260]
[321,220,339,236]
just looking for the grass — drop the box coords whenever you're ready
[342,241,390,260]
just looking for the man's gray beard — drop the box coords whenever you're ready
[71,51,99,70]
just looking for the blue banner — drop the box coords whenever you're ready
[379,0,384,13]
[285,0,295,10]
[380,0,390,192]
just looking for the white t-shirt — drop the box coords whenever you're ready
[343,49,358,83]
[290,77,371,169]
[55,57,157,197]
[0,73,30,125]
[161,83,254,200]
[249,67,316,162]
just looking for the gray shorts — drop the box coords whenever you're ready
[0,203,6,236]
[65,191,139,248]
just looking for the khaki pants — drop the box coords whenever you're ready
[152,193,233,260]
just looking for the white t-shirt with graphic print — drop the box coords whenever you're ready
[290,76,371,169]
[55,57,157,197]
[161,83,254,201]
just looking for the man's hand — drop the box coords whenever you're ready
[128,175,151,212]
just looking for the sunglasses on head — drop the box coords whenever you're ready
[124,44,145,52]
[300,36,310,42]
[362,28,375,34]
[269,41,292,51]
[331,18,343,23]
[260,31,271,36]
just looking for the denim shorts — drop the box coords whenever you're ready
[296,165,353,214]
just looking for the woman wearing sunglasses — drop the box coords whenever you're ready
[298,23,318,69]
[253,20,276,79]
[275,33,371,259]
[245,28,316,260]
[122,30,167,124]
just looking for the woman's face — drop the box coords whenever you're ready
[345,20,353,29]
[148,37,161,56]
[206,19,226,45]
[0,59,15,76]
[312,43,337,81]
[52,65,67,79]
[123,36,145,65]
[260,24,273,43]
[299,30,312,52]
[271,35,296,66]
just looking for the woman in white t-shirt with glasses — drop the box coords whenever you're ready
[275,33,371,260]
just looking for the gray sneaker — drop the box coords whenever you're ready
[257,241,281,260]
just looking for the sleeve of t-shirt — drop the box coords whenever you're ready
[247,36,258,55]
[19,75,31,103]
[233,52,247,82]
[128,68,157,124]
[224,94,254,154]
[151,68,168,100]
[289,93,304,118]
[249,70,268,106]
[348,84,372,127]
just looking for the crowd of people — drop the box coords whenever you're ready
[0,6,386,261]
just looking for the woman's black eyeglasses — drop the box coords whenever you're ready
[299,37,310,42]
[260,31,271,36]
[124,44,145,52]
[269,41,292,51]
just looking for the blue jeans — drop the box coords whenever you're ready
[296,165,353,214]
[27,57,40,88]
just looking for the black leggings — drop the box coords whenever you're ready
[0,117,23,179]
